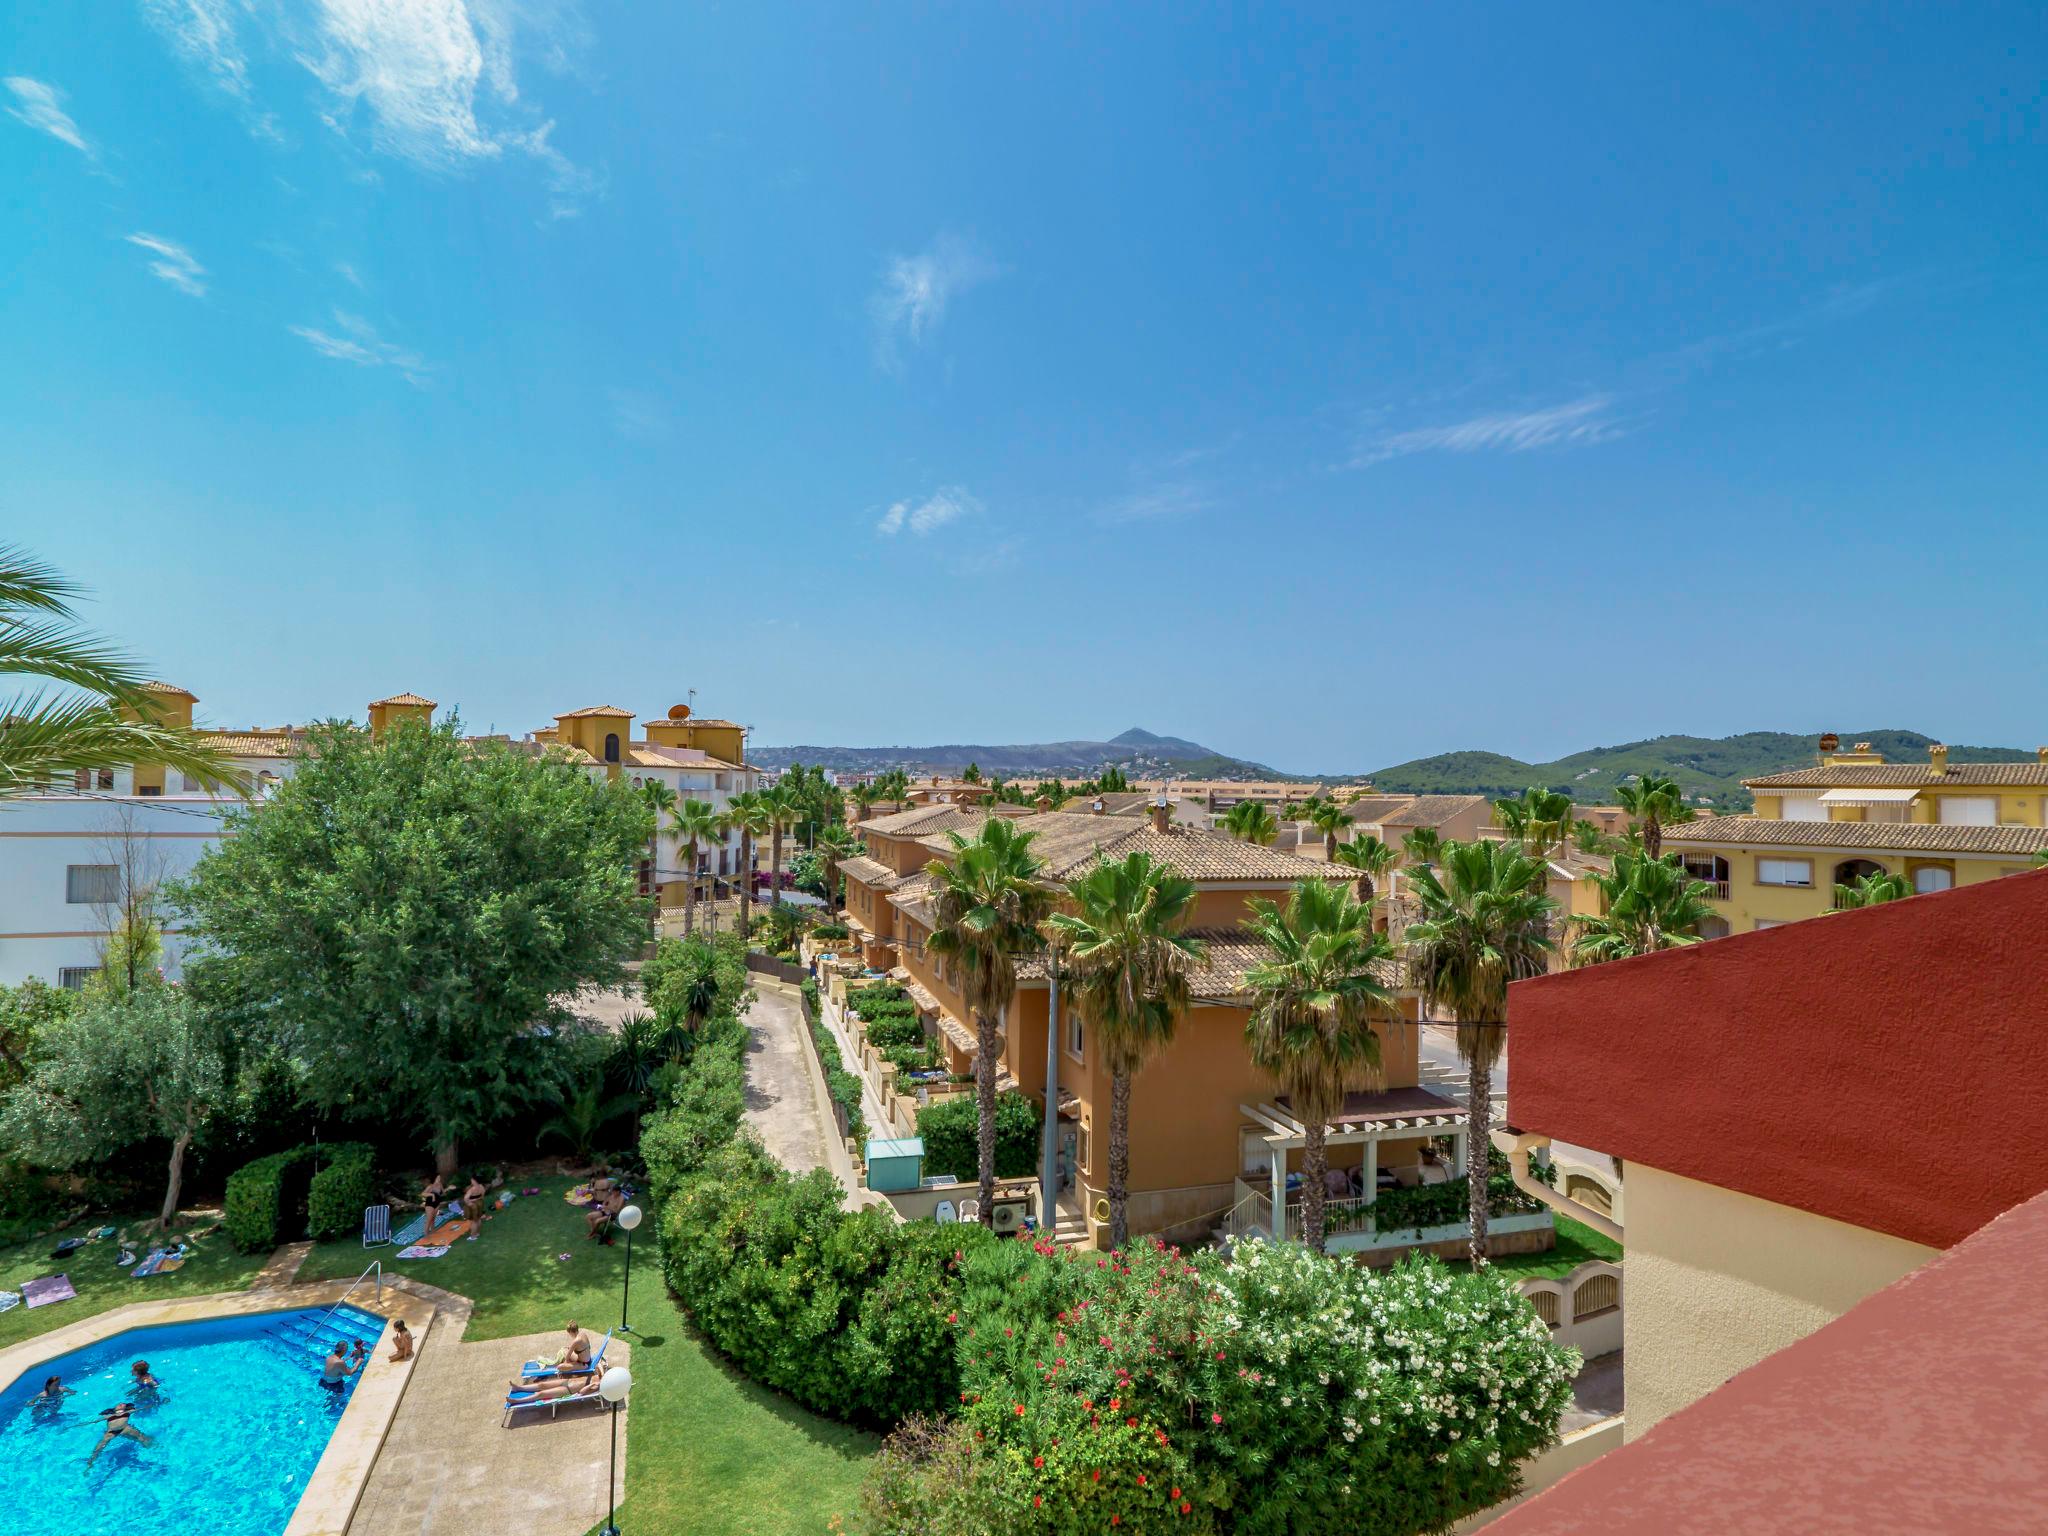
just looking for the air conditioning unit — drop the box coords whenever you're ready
[990,1198,1029,1235]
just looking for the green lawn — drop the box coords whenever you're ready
[299,1175,877,1536]
[1465,1214,1622,1281]
[0,1213,268,1352]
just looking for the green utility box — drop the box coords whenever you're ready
[865,1136,926,1193]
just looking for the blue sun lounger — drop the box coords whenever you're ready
[519,1328,613,1381]
[502,1382,604,1428]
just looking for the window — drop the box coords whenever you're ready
[1066,1007,1085,1061]
[1913,866,1954,894]
[58,966,101,992]
[1756,858,1813,887]
[71,768,114,790]
[180,771,213,793]
[1779,795,1828,822]
[604,733,621,764]
[1938,797,1996,826]
[1754,919,1789,931]
[66,865,119,904]
[137,784,161,795]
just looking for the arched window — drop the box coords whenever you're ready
[604,733,621,764]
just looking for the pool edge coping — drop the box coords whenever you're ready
[0,1277,441,1536]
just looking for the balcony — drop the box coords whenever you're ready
[1701,879,1731,900]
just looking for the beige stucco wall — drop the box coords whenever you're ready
[1622,1162,1937,1437]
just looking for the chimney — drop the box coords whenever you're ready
[1091,797,1105,816]
[2038,746,2048,765]
[1034,794,1052,813]
[1929,743,1950,777]
[1148,791,1171,834]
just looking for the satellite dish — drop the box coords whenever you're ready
[934,1200,957,1225]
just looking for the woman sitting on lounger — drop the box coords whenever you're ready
[511,1323,590,1387]
[585,1189,624,1241]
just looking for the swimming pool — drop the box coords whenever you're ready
[0,1303,387,1535]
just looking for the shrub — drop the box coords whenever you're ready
[306,1142,378,1241]
[812,1014,868,1144]
[916,1091,1040,1181]
[865,1014,926,1049]
[1372,1146,1547,1238]
[223,1145,316,1250]
[848,983,907,1011]
[814,921,851,941]
[881,1041,940,1075]
[902,1235,1579,1535]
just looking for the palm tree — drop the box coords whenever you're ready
[1569,851,1716,965]
[1833,868,1913,909]
[1307,799,1354,859]
[539,1079,640,1165]
[1331,835,1397,903]
[765,782,801,910]
[1494,785,1575,863]
[639,779,678,925]
[1400,825,1443,869]
[727,790,774,942]
[813,823,864,910]
[1616,773,1691,861]
[1243,880,1396,1253]
[1404,840,1556,1264]
[670,798,725,937]
[849,782,881,823]
[0,545,237,798]
[1049,852,1207,1250]
[1222,800,1280,846]
[925,818,1053,1222]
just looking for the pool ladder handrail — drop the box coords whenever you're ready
[309,1259,385,1341]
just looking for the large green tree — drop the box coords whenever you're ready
[925,818,1053,1221]
[174,719,651,1172]
[1049,851,1207,1250]
[0,544,235,797]
[0,980,224,1231]
[1404,840,1556,1264]
[1244,880,1395,1253]
[1570,851,1716,964]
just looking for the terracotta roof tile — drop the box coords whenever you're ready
[196,729,305,759]
[1747,763,2048,789]
[839,856,902,892]
[1667,814,2048,857]
[1380,794,1490,828]
[142,681,197,699]
[557,705,634,718]
[369,692,437,707]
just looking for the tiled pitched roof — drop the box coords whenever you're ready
[196,729,305,759]
[1339,795,1417,823]
[369,692,437,707]
[1667,815,2048,857]
[1747,763,2048,789]
[860,804,995,838]
[1380,794,1490,828]
[558,704,634,718]
[897,810,1350,887]
[142,680,197,699]
[1019,926,1397,999]
[838,856,902,892]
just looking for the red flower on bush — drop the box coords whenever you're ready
[1033,1456,1045,1468]
[1211,1413,1223,1424]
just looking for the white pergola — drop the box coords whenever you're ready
[1238,1093,1470,1230]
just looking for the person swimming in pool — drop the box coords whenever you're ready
[129,1360,161,1398]
[31,1375,73,1410]
[85,1403,152,1468]
[319,1341,363,1393]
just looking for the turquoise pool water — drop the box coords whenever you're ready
[0,1303,386,1535]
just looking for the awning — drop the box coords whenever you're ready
[1817,788,1921,805]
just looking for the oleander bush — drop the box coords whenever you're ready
[915,1090,1040,1181]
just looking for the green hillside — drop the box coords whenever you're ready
[1367,730,2037,811]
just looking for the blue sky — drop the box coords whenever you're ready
[4,5,2044,774]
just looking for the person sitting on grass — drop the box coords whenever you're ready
[513,1323,590,1386]
[387,1319,415,1363]
[85,1404,151,1468]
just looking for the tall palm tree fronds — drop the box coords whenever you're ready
[925,817,1052,1222]
[1221,800,1279,847]
[1049,852,1207,1250]
[1569,851,1716,965]
[669,798,725,937]
[726,790,774,940]
[1404,839,1556,1264]
[1331,835,1396,903]
[765,782,801,909]
[1400,826,1443,869]
[1494,785,1576,863]
[813,823,864,909]
[1615,773,1691,861]
[1244,879,1396,1253]
[1833,869,1913,909]
[0,545,238,798]
[1306,799,1354,859]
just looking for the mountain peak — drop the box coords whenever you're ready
[1109,727,1166,746]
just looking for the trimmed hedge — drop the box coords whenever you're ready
[307,1142,378,1242]
[915,1090,1040,1181]
[223,1145,317,1251]
[864,1013,925,1049]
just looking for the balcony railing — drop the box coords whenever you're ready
[1702,879,1731,899]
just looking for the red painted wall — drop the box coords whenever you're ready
[1509,869,2048,1249]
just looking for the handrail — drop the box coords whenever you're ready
[311,1259,384,1338]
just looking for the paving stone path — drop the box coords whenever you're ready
[742,982,835,1176]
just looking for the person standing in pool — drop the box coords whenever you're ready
[319,1341,362,1393]
[84,1403,152,1468]
[32,1375,73,1410]
[129,1360,161,1399]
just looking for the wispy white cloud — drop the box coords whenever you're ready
[954,538,1020,576]
[335,260,366,290]
[289,307,431,384]
[871,234,999,371]
[876,486,979,538]
[125,233,207,297]
[142,0,251,97]
[1348,394,1621,468]
[1100,482,1213,525]
[297,0,598,213]
[4,76,92,158]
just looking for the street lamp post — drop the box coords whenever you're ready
[617,1203,643,1335]
[597,1364,632,1536]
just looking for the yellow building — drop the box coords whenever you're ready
[1664,737,2048,934]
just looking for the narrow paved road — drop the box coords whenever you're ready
[741,984,835,1176]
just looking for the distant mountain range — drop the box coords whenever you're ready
[1365,731,2040,809]
[751,727,1281,781]
[755,726,2042,811]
